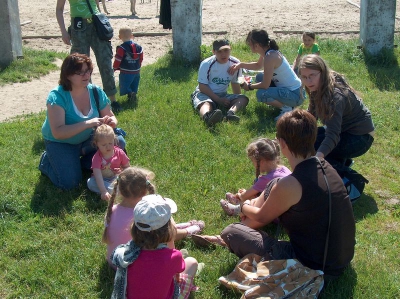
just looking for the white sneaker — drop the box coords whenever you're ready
[274,106,293,121]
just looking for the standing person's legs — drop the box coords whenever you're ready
[90,26,118,106]
[39,140,83,190]
[70,18,91,56]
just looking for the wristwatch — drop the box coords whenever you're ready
[248,83,253,90]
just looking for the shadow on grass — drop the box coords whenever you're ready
[352,193,379,222]
[31,136,45,155]
[364,48,400,91]
[97,260,115,299]
[31,171,106,216]
[31,175,78,216]
[245,104,278,135]
[320,265,357,298]
[152,55,199,83]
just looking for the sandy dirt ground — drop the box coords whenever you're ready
[1,0,399,121]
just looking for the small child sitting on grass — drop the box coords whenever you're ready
[292,31,320,74]
[87,124,130,201]
[111,194,203,299]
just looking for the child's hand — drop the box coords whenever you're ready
[101,191,111,201]
[238,188,246,194]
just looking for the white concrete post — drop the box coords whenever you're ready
[170,0,202,62]
[360,0,396,55]
[0,0,23,68]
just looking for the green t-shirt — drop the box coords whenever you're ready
[69,0,99,18]
[297,43,320,56]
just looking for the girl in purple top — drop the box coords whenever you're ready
[220,138,291,217]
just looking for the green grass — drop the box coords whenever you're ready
[0,47,67,86]
[0,37,399,298]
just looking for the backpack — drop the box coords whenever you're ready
[336,167,369,204]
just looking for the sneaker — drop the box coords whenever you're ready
[274,105,293,121]
[225,192,240,205]
[226,110,240,122]
[111,101,122,112]
[203,109,223,126]
[220,199,240,216]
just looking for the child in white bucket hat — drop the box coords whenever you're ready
[111,194,203,299]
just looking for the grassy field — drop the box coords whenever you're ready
[0,37,399,298]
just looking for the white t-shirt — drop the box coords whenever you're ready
[196,55,242,94]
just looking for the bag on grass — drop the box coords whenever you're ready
[85,0,113,41]
[337,167,369,204]
[218,254,324,299]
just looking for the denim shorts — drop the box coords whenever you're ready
[255,73,305,107]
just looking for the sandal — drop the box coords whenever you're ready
[191,235,226,248]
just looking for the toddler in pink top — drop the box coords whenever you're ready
[220,138,291,217]
[87,124,130,201]
[102,167,206,268]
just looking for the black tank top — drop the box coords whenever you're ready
[280,158,356,276]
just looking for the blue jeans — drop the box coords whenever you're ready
[119,73,140,96]
[255,73,304,107]
[315,127,374,164]
[38,134,126,190]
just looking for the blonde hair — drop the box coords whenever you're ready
[247,138,281,180]
[92,124,117,147]
[102,167,156,243]
[119,26,133,39]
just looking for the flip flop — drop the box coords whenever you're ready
[191,235,226,248]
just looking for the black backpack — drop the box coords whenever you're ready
[336,167,369,204]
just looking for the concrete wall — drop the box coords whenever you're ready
[170,0,202,63]
[0,0,23,68]
[360,0,396,55]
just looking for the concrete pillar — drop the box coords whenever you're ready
[360,0,396,55]
[170,0,202,63]
[0,0,23,68]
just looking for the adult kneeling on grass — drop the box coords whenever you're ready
[38,53,126,190]
[196,109,356,281]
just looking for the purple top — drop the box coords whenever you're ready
[252,165,292,192]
